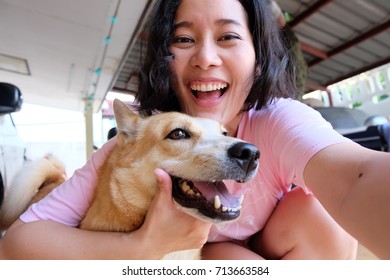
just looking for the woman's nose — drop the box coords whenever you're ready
[191,41,222,70]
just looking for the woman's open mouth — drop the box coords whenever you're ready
[189,81,228,100]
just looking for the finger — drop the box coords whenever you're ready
[154,168,172,194]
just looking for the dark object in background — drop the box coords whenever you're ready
[107,127,117,140]
[343,125,388,152]
[314,106,389,152]
[0,83,23,115]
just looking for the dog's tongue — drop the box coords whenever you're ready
[193,181,240,208]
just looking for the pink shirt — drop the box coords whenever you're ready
[20,98,350,242]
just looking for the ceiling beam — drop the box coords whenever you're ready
[289,0,334,27]
[309,19,390,67]
[300,42,328,59]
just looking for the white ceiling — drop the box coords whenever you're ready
[0,0,151,112]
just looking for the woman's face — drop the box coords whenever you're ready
[169,0,256,136]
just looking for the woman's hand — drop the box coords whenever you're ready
[134,168,212,258]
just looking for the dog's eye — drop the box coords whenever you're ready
[166,128,190,140]
[222,131,228,136]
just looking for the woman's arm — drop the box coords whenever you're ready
[0,169,211,259]
[304,142,390,259]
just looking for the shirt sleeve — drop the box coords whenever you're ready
[19,137,117,226]
[248,99,352,189]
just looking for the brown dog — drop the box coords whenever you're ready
[79,99,260,259]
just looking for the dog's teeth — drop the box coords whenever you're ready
[196,192,202,198]
[187,189,196,196]
[181,182,190,193]
[239,194,244,205]
[222,206,227,212]
[214,195,221,209]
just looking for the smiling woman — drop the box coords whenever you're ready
[167,0,257,132]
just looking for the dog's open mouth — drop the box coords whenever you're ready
[171,176,243,221]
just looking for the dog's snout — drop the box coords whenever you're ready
[228,142,260,173]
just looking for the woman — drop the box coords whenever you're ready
[1,0,389,259]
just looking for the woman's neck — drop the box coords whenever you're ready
[225,112,244,137]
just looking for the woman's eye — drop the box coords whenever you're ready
[219,33,241,41]
[166,128,190,140]
[171,36,193,44]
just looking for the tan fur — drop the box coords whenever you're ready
[0,154,67,230]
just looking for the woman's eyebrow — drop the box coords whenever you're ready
[173,21,192,30]
[173,18,243,30]
[215,18,243,28]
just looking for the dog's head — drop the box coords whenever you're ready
[112,99,259,223]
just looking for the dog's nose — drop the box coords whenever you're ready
[228,142,260,173]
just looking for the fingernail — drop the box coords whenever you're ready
[154,169,163,183]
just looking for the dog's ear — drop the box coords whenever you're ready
[113,99,140,141]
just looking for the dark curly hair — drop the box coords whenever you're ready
[136,0,296,116]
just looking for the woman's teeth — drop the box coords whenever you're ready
[190,82,227,92]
